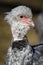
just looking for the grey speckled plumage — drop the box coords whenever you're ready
[4,37,43,65]
[32,44,43,65]
[4,36,33,65]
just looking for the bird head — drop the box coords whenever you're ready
[5,6,35,41]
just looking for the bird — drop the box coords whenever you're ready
[32,12,43,65]
[4,6,35,65]
[4,5,43,65]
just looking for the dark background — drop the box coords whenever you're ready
[0,0,43,65]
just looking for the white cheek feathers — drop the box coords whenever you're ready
[11,21,30,41]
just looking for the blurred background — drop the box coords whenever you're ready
[0,0,43,65]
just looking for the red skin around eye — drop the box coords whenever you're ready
[22,17,31,25]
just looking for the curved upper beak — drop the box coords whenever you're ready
[30,21,35,27]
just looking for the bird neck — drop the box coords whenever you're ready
[11,22,30,41]
[12,36,23,41]
[11,29,25,41]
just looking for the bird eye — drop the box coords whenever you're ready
[20,16,24,18]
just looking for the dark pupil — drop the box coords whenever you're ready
[20,16,23,18]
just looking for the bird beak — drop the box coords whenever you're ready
[26,18,35,28]
[30,20,35,27]
[22,17,35,27]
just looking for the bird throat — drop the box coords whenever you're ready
[11,22,29,41]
